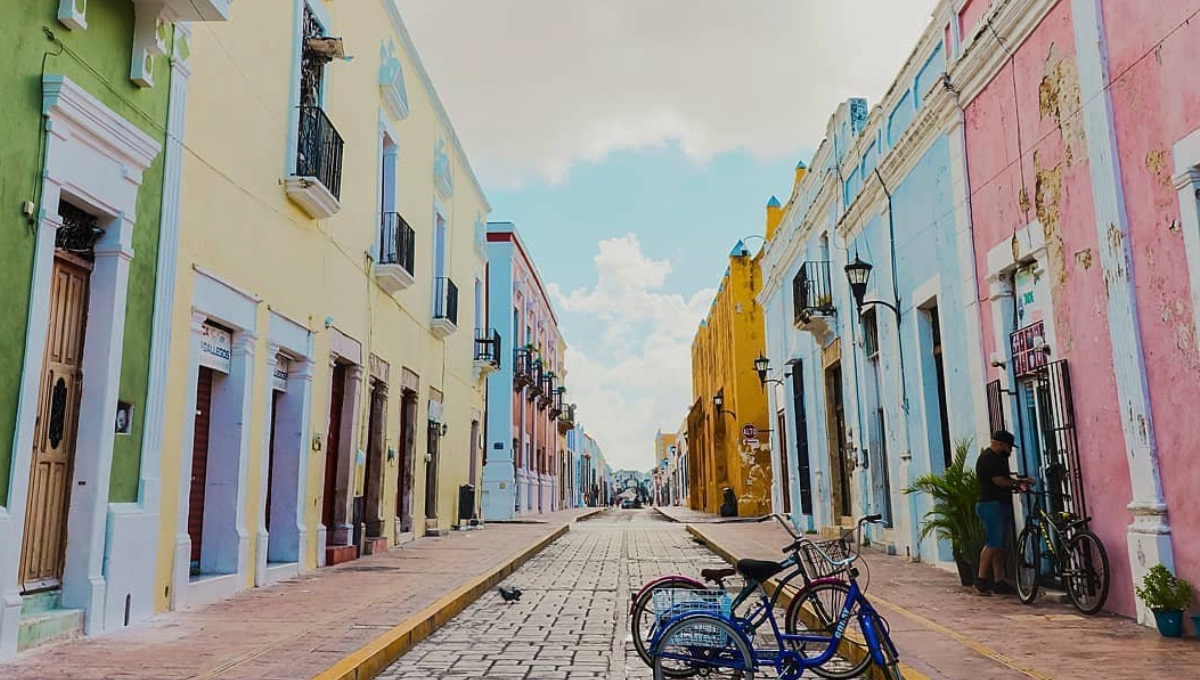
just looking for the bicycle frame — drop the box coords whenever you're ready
[1023,492,1088,578]
[651,516,896,680]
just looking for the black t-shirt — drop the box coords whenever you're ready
[976,448,1012,503]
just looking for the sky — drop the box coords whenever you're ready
[396,0,942,471]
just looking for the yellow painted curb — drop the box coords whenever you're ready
[310,524,571,680]
[686,524,931,680]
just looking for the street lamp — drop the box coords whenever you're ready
[712,389,736,419]
[754,354,788,388]
[843,255,899,319]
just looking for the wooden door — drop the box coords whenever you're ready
[189,367,215,567]
[364,383,385,537]
[396,391,416,532]
[776,409,791,515]
[323,364,346,530]
[20,257,90,592]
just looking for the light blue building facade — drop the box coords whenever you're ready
[758,13,989,566]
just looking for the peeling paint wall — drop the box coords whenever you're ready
[963,1,1137,615]
[689,253,772,516]
[1102,0,1200,599]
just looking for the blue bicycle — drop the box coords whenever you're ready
[649,514,902,680]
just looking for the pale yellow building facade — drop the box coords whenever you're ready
[155,0,491,613]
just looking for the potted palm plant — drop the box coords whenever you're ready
[1136,563,1192,637]
[904,438,986,586]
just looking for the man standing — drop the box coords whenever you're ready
[975,430,1033,595]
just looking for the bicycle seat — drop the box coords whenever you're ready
[736,558,785,583]
[701,567,737,582]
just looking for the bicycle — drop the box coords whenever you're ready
[629,513,867,679]
[1014,489,1110,615]
[648,514,903,680]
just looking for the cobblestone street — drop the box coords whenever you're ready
[378,508,735,679]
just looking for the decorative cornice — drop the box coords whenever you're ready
[380,0,491,212]
[43,75,162,172]
[949,0,1059,106]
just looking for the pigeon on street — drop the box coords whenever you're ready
[497,586,522,603]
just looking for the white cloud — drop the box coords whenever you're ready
[396,0,941,184]
[550,235,714,470]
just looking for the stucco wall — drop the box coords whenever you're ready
[0,0,171,504]
[1101,0,1200,596]
[964,1,1136,614]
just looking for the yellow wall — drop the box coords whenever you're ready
[155,0,488,612]
[688,253,772,516]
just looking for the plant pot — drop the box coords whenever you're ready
[1190,614,1200,637]
[1153,609,1184,637]
[953,553,976,587]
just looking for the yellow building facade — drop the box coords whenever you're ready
[155,0,491,613]
[687,246,772,516]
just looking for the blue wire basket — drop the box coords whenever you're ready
[650,588,733,648]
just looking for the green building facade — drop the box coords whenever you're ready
[0,0,230,658]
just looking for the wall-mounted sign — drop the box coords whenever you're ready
[273,355,290,392]
[199,322,232,373]
[115,401,134,435]
[741,424,758,440]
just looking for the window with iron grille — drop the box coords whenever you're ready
[862,308,879,358]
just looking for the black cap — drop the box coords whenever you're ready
[992,430,1018,447]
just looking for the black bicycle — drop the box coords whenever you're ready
[1013,489,1110,614]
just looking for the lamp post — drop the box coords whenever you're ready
[844,256,900,320]
[712,389,736,420]
[754,353,789,388]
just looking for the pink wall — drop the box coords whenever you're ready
[1102,0,1200,593]
[958,0,994,43]
[509,241,562,483]
[965,1,1136,615]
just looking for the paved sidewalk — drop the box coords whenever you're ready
[657,505,1200,680]
[0,507,600,680]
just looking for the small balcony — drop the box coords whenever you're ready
[431,277,458,339]
[513,348,534,391]
[474,328,501,378]
[549,386,565,420]
[792,261,836,337]
[557,403,576,434]
[286,106,344,219]
[527,360,544,401]
[376,213,415,294]
[537,373,556,411]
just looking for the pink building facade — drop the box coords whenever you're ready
[480,224,572,520]
[950,0,1200,621]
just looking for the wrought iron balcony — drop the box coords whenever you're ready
[474,328,501,369]
[376,213,415,293]
[549,386,565,419]
[431,277,458,338]
[557,403,576,434]
[287,106,345,218]
[513,348,533,391]
[792,261,836,336]
[538,373,556,410]
[527,359,544,401]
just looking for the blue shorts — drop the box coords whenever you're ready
[976,501,1007,549]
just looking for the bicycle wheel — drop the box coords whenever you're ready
[1065,530,1110,615]
[652,614,755,680]
[782,580,870,680]
[862,612,903,679]
[1015,527,1041,604]
[631,577,705,674]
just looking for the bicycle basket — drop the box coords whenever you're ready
[650,588,733,623]
[665,616,740,649]
[799,537,854,579]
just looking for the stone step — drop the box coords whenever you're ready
[20,590,61,616]
[325,544,358,566]
[18,606,83,652]
[362,537,389,555]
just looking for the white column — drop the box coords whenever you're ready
[255,344,282,587]
[62,214,135,629]
[1072,0,1172,625]
[0,208,61,659]
[172,312,208,609]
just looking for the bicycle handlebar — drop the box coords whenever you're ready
[780,514,884,563]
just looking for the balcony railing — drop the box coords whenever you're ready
[792,260,835,326]
[514,348,533,391]
[433,277,458,325]
[557,403,576,433]
[474,328,501,368]
[528,360,544,400]
[538,374,555,410]
[296,106,344,200]
[379,213,415,275]
[549,387,565,419]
